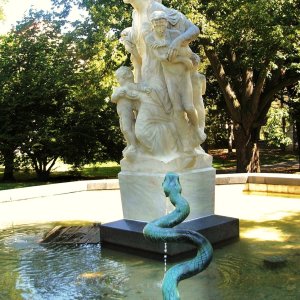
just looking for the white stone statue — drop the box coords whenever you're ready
[113,0,215,223]
[111,67,139,160]
[145,11,204,152]
[112,0,211,172]
[112,66,178,159]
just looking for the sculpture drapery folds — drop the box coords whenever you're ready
[112,0,209,172]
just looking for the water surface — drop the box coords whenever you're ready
[0,191,299,299]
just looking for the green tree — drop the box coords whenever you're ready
[56,0,300,173]
[286,83,300,169]
[54,1,127,166]
[167,0,300,172]
[0,9,124,181]
[204,67,232,150]
[0,28,23,181]
[262,99,292,149]
[50,0,130,162]
[0,14,76,180]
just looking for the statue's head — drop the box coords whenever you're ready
[122,0,148,5]
[115,66,134,85]
[120,27,133,45]
[162,172,182,198]
[150,11,168,35]
[150,10,167,22]
[123,0,158,6]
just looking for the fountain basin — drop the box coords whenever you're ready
[0,174,299,299]
[0,174,299,231]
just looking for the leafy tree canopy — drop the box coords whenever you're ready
[50,0,300,172]
[0,8,124,181]
[167,0,300,171]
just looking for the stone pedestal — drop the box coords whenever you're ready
[100,216,239,258]
[118,167,216,222]
[100,167,240,257]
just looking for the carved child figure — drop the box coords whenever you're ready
[145,11,197,70]
[111,66,139,159]
[145,11,205,151]
[112,66,178,157]
[191,71,207,143]
[120,27,142,82]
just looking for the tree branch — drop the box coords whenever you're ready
[241,67,254,105]
[224,47,243,100]
[204,47,241,123]
[258,74,300,121]
[47,156,58,172]
[251,64,269,114]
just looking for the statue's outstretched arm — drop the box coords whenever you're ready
[168,20,200,61]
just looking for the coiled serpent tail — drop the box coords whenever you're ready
[143,172,213,300]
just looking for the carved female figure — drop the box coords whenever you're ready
[112,66,177,157]
[145,11,203,151]
[115,0,207,165]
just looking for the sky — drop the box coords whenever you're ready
[0,0,86,34]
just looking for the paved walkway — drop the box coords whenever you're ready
[0,178,121,229]
[0,189,123,229]
[0,174,300,229]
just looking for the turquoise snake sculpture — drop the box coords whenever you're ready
[143,172,213,300]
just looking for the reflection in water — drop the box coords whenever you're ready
[0,192,300,300]
[0,227,129,300]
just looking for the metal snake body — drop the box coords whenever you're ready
[143,173,213,300]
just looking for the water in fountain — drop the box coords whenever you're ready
[0,188,299,299]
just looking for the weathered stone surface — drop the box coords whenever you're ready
[100,215,239,258]
[40,224,101,244]
[263,256,287,269]
[119,168,215,222]
[112,0,210,172]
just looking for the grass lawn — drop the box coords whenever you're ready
[0,149,298,190]
[0,162,121,191]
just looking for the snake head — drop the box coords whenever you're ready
[163,172,182,197]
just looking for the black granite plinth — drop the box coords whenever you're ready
[100,215,239,258]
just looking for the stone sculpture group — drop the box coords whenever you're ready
[112,0,210,172]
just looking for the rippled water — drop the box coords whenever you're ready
[1,193,300,300]
[0,222,299,300]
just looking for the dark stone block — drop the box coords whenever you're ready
[263,256,287,269]
[100,215,239,258]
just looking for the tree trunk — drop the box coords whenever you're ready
[36,169,50,182]
[33,157,57,181]
[295,118,300,171]
[2,148,16,182]
[228,121,234,153]
[247,143,261,173]
[234,124,261,173]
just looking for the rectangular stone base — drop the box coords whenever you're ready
[100,215,239,258]
[119,168,216,222]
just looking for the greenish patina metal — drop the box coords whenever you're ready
[143,172,213,300]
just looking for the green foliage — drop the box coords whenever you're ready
[0,8,124,180]
[0,14,78,179]
[263,101,292,148]
[0,161,120,189]
[169,0,300,171]
[204,68,231,148]
[287,83,300,126]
